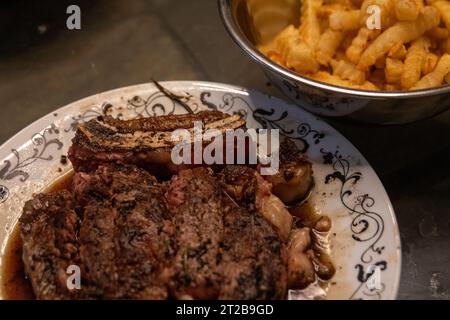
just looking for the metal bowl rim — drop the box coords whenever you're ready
[218,0,450,99]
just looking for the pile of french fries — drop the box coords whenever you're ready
[258,0,450,91]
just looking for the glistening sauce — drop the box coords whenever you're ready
[1,171,73,300]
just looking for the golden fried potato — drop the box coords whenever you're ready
[427,27,449,40]
[422,52,439,75]
[275,25,320,73]
[395,0,421,21]
[360,0,396,30]
[316,29,345,65]
[299,0,323,49]
[388,43,407,59]
[346,28,380,64]
[258,0,450,91]
[401,37,431,89]
[331,59,367,84]
[330,10,361,31]
[310,71,379,89]
[412,53,450,89]
[442,38,450,54]
[445,72,450,84]
[385,58,405,83]
[357,7,440,70]
[432,1,450,30]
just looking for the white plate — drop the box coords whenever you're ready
[0,81,401,300]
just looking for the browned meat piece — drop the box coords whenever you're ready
[19,191,81,300]
[74,164,174,299]
[20,164,175,300]
[219,199,287,299]
[219,165,293,241]
[264,138,314,206]
[165,167,287,299]
[165,168,224,299]
[68,111,245,174]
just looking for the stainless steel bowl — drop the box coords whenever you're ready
[218,0,450,124]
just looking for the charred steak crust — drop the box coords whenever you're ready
[20,165,287,300]
[68,111,245,173]
[20,164,175,300]
[220,201,287,300]
[74,163,174,299]
[20,112,308,300]
[166,168,286,300]
[166,168,224,299]
[19,191,80,300]
[102,111,229,134]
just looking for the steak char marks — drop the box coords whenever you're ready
[165,167,286,299]
[20,191,80,300]
[21,163,174,299]
[20,111,297,300]
[68,111,246,176]
[73,163,174,299]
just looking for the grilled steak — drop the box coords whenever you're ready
[20,191,81,300]
[68,111,246,174]
[165,168,224,299]
[19,111,320,300]
[73,163,174,299]
[219,198,287,299]
[20,163,174,299]
[20,165,287,299]
[165,167,286,299]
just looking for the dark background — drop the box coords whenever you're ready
[0,0,449,299]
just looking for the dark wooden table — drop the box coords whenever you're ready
[0,0,448,300]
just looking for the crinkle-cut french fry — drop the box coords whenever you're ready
[427,27,449,39]
[432,1,450,30]
[318,3,348,18]
[331,59,367,84]
[310,71,379,90]
[275,25,320,73]
[401,37,431,89]
[346,28,380,64]
[267,51,287,67]
[384,84,401,91]
[360,0,396,30]
[411,54,450,89]
[422,52,439,75]
[375,56,386,69]
[257,40,277,56]
[316,29,345,65]
[445,72,450,84]
[388,43,407,59]
[334,50,348,61]
[351,0,365,7]
[299,0,323,49]
[395,0,421,21]
[323,0,355,7]
[341,32,359,50]
[330,10,361,31]
[385,58,405,83]
[417,0,425,10]
[442,38,450,53]
[259,0,448,91]
[357,6,440,70]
